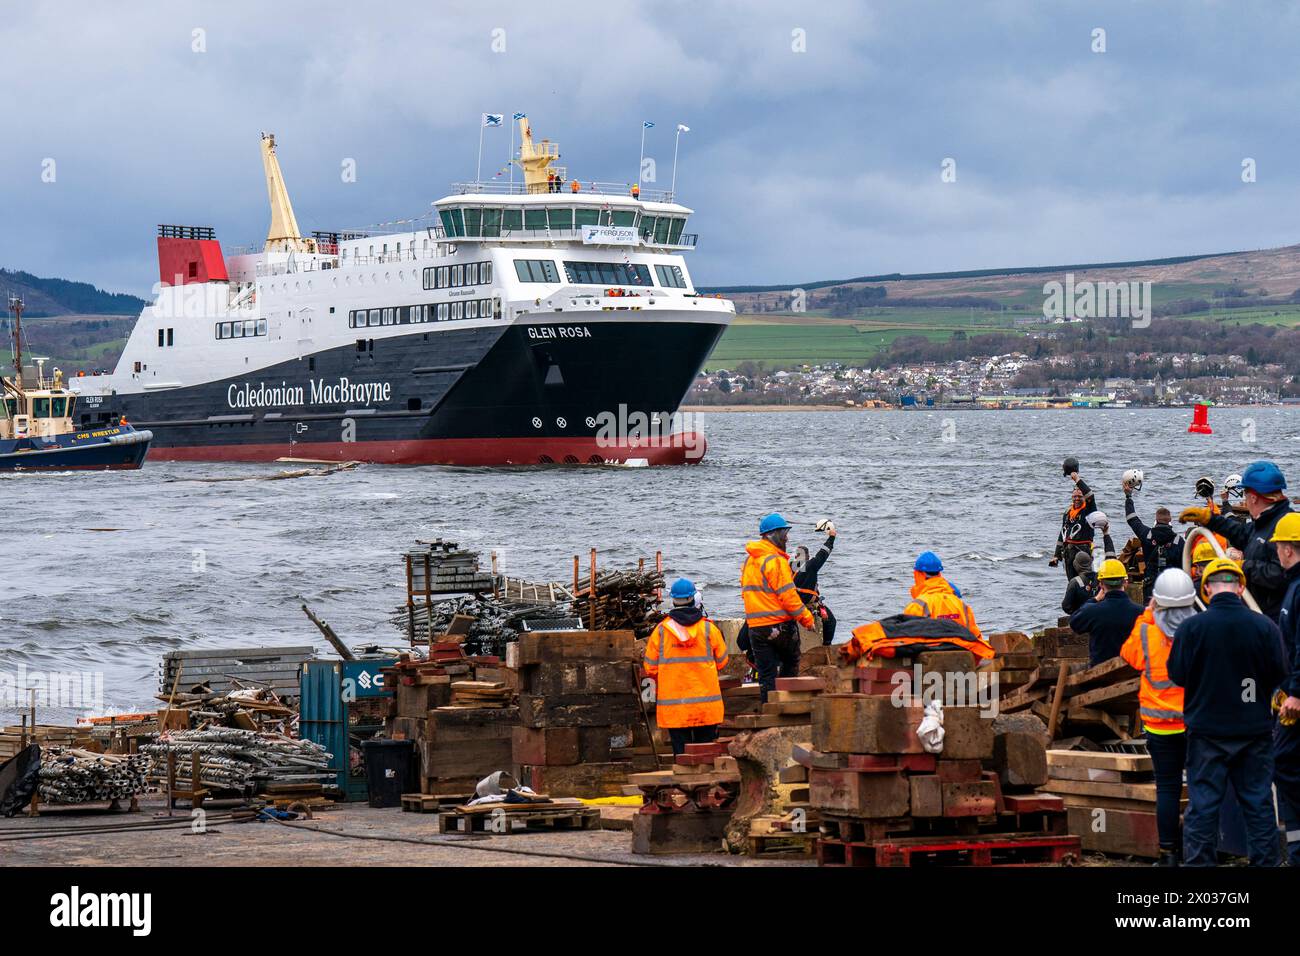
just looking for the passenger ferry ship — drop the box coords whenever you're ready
[68,119,734,465]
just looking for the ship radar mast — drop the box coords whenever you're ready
[259,132,317,253]
[516,117,563,193]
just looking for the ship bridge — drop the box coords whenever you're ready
[433,191,696,250]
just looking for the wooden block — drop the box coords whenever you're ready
[790,743,846,769]
[390,717,426,742]
[517,694,640,729]
[942,780,998,817]
[157,708,189,732]
[1066,805,1160,859]
[632,808,729,855]
[519,761,633,798]
[778,763,809,783]
[910,774,944,817]
[914,650,975,674]
[762,700,814,716]
[397,680,451,718]
[521,661,636,696]
[809,768,910,818]
[939,706,994,760]
[511,726,580,766]
[992,732,1048,789]
[776,676,827,693]
[578,725,633,763]
[769,690,816,703]
[845,753,937,773]
[713,756,739,773]
[812,695,925,754]
[1003,793,1064,813]
[935,759,983,782]
[514,631,638,666]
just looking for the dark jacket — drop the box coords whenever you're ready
[1278,564,1300,699]
[1070,588,1143,665]
[1062,571,1098,615]
[1124,496,1184,596]
[1207,498,1293,620]
[793,535,834,598]
[1054,478,1098,559]
[1168,591,1286,737]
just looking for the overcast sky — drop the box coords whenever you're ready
[3,0,1300,296]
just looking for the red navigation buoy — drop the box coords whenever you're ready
[1188,401,1213,434]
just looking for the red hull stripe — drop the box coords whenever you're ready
[144,434,708,466]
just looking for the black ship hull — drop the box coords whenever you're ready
[83,320,725,465]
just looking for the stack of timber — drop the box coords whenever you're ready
[152,685,296,735]
[807,650,1080,867]
[406,539,496,596]
[159,646,312,702]
[84,714,163,754]
[1039,748,1173,859]
[571,568,665,639]
[985,631,1039,696]
[999,651,1140,743]
[510,630,642,797]
[629,738,741,854]
[722,675,831,733]
[0,725,89,760]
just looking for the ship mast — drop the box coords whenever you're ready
[7,294,22,390]
[259,132,316,253]
[516,118,560,193]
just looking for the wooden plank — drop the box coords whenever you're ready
[1046,750,1153,772]
[1037,777,1159,802]
[1045,662,1070,740]
[1065,657,1135,688]
[1069,677,1141,710]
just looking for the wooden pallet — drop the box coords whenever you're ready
[435,804,601,834]
[400,793,472,813]
[748,831,818,858]
[817,832,1081,867]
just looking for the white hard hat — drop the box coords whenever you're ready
[1152,568,1196,608]
[1123,468,1144,490]
[1087,511,1110,530]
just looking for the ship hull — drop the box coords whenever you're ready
[0,428,152,472]
[82,319,725,466]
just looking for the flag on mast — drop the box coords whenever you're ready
[482,113,504,128]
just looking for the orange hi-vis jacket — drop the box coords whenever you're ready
[903,573,984,642]
[643,615,729,728]
[1119,608,1185,733]
[741,539,816,630]
[844,614,994,662]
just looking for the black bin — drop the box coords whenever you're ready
[362,739,415,808]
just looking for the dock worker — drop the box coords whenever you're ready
[1168,558,1286,867]
[1049,458,1099,580]
[631,183,640,199]
[570,179,580,193]
[1180,460,1293,620]
[792,520,838,645]
[1124,482,1185,603]
[1119,568,1197,866]
[1061,550,1098,616]
[1268,513,1300,864]
[643,578,729,757]
[741,513,816,702]
[1069,558,1142,666]
[904,551,984,643]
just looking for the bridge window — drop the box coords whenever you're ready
[574,209,600,228]
[548,208,573,231]
[514,259,559,283]
[33,398,50,417]
[502,209,523,232]
[655,264,687,288]
[524,209,547,230]
[51,397,67,417]
[563,261,652,286]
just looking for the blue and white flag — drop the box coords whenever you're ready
[677,124,690,133]
[512,112,527,121]
[643,121,655,129]
[482,113,503,128]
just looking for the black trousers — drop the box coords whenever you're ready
[751,623,800,703]
[821,607,838,646]
[1145,731,1188,853]
[668,725,718,757]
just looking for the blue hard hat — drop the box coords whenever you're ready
[1241,460,1286,495]
[759,513,792,534]
[669,577,697,600]
[914,551,944,574]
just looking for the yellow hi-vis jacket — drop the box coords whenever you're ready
[741,539,816,630]
[903,573,984,642]
[643,616,729,728]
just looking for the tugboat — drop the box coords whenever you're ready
[1,296,152,471]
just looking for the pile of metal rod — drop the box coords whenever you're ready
[38,748,150,804]
[572,568,666,637]
[140,728,332,793]
[391,594,577,655]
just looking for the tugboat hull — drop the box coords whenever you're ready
[0,428,152,472]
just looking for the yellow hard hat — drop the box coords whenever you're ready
[1269,512,1300,544]
[1192,539,1217,564]
[1202,557,1245,584]
[1098,558,1127,582]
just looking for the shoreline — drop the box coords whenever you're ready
[679,404,1239,413]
